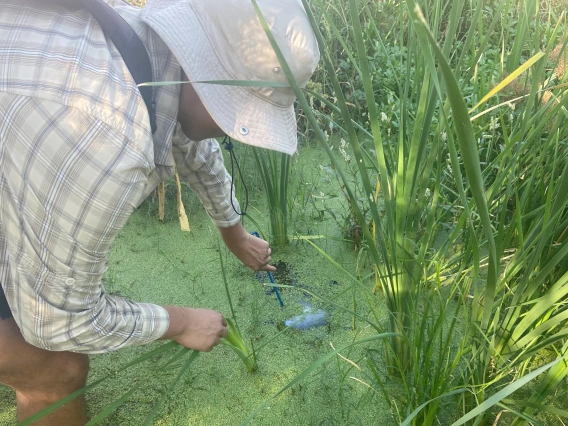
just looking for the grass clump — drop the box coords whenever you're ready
[221,318,258,372]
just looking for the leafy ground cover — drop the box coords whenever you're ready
[1,0,568,424]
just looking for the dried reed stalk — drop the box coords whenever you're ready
[175,168,190,232]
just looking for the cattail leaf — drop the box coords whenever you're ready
[142,351,199,426]
[469,51,545,113]
[85,386,139,425]
[450,356,567,425]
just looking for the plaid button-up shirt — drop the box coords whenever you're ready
[0,0,240,353]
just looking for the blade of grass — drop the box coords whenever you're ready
[406,0,498,332]
[142,350,199,426]
[450,356,568,425]
[85,386,139,426]
[469,52,545,113]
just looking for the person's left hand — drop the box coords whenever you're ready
[219,223,276,272]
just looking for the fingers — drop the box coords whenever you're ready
[171,308,232,352]
[246,254,273,271]
[219,315,228,340]
[258,263,277,272]
[203,323,226,352]
[254,246,272,271]
[235,233,277,272]
[203,324,226,352]
[257,245,274,271]
[204,336,221,352]
[220,325,228,339]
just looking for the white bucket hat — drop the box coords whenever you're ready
[141,0,320,155]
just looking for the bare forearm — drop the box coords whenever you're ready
[219,222,248,251]
[218,223,275,271]
[160,305,187,341]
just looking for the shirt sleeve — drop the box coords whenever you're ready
[0,94,169,354]
[172,136,241,228]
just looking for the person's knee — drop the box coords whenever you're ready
[0,348,89,395]
[0,318,89,394]
[14,354,89,425]
[15,353,89,401]
[50,352,90,393]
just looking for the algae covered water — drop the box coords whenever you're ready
[0,147,393,425]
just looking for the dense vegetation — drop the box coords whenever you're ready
[291,0,568,424]
[20,0,568,424]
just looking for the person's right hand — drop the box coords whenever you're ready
[160,306,228,352]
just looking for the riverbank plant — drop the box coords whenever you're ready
[219,247,258,372]
[252,148,291,245]
[247,0,568,423]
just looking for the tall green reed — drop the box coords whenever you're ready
[219,246,258,372]
[249,0,473,423]
[252,148,291,245]
[406,0,568,423]
[308,0,475,379]
[251,0,568,423]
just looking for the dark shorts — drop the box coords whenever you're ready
[0,283,13,320]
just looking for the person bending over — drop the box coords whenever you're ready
[0,0,319,423]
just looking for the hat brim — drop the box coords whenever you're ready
[142,0,298,155]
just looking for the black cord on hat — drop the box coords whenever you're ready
[222,136,248,216]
